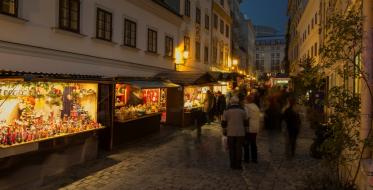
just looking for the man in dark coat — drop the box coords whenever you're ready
[283,97,301,157]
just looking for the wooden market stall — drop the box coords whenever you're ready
[112,78,179,146]
[0,70,111,189]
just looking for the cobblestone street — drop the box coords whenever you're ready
[42,114,321,190]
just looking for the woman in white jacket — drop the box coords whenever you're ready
[244,94,261,163]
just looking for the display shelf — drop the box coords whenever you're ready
[0,125,106,149]
[115,112,162,123]
[115,103,125,107]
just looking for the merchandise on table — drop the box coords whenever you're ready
[183,86,209,111]
[0,81,104,147]
[114,84,166,121]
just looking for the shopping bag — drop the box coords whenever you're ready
[221,136,228,152]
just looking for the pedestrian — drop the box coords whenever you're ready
[264,96,283,154]
[203,90,214,124]
[221,96,249,170]
[244,94,261,163]
[216,91,227,121]
[283,97,301,158]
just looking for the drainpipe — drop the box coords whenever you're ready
[361,0,373,158]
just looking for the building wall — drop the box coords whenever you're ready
[211,0,232,72]
[246,20,256,75]
[255,38,286,75]
[297,0,320,63]
[177,0,212,72]
[0,0,182,77]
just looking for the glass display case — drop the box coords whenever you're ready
[0,80,104,147]
[114,84,166,121]
[183,86,209,111]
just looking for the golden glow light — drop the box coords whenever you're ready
[183,51,189,60]
[232,59,238,66]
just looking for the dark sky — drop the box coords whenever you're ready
[240,0,288,34]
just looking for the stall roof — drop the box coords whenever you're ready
[0,70,104,82]
[121,80,180,88]
[208,71,243,81]
[154,71,216,86]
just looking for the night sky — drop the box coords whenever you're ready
[240,0,288,34]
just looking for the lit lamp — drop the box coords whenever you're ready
[175,49,189,71]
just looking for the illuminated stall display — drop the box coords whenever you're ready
[183,86,209,111]
[115,84,166,121]
[0,80,104,147]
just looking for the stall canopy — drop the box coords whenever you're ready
[208,71,244,81]
[121,80,179,88]
[0,70,104,82]
[114,77,179,88]
[154,71,216,86]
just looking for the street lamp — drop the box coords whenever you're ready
[175,49,189,71]
[232,59,238,72]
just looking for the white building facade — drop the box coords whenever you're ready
[0,0,183,77]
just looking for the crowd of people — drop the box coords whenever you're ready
[217,85,301,170]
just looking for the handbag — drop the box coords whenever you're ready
[221,136,228,152]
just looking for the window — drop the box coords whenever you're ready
[315,12,318,24]
[124,19,137,47]
[220,19,224,34]
[0,0,17,16]
[184,0,190,17]
[225,24,229,38]
[204,46,209,63]
[213,14,218,29]
[147,29,157,53]
[184,36,190,51]
[96,8,112,41]
[59,0,80,32]
[314,43,318,56]
[195,41,201,60]
[165,36,173,57]
[196,7,201,24]
[220,0,224,6]
[205,14,209,30]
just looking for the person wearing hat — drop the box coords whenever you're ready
[221,96,249,170]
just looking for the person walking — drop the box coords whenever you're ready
[283,97,301,158]
[221,96,249,170]
[216,91,226,121]
[264,96,283,154]
[244,94,261,163]
[203,90,214,124]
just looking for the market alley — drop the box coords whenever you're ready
[41,114,322,190]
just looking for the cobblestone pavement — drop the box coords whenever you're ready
[42,111,322,190]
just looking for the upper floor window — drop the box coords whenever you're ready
[213,14,218,29]
[225,24,229,38]
[184,0,190,17]
[195,7,201,24]
[59,0,80,33]
[195,41,201,60]
[220,19,224,34]
[124,19,136,48]
[165,36,173,57]
[220,0,224,7]
[204,46,209,63]
[0,0,17,17]
[205,14,210,30]
[147,29,157,53]
[184,36,190,51]
[96,8,112,41]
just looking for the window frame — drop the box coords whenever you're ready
[0,0,18,17]
[195,7,201,24]
[195,41,201,60]
[59,0,80,33]
[165,36,174,57]
[147,28,158,53]
[96,8,113,41]
[184,0,190,17]
[184,36,190,51]
[205,14,209,30]
[123,18,137,48]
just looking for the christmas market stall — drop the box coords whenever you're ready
[0,70,109,189]
[112,78,179,145]
[155,72,216,127]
